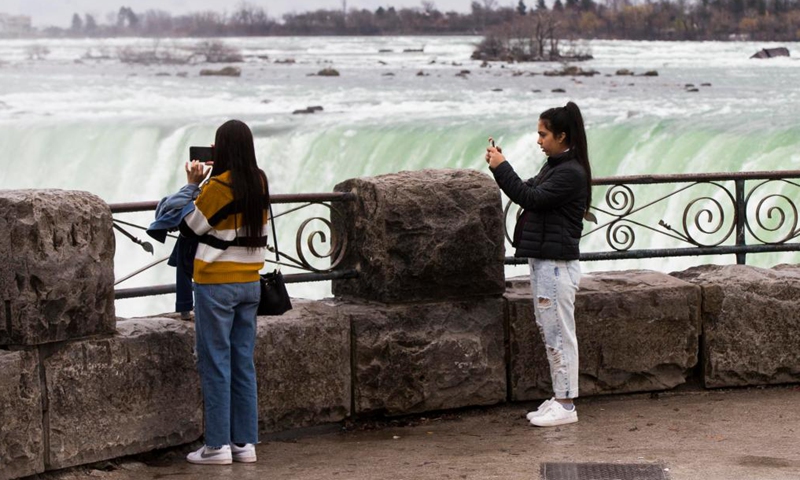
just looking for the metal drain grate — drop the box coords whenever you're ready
[541,463,669,480]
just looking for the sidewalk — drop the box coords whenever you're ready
[34,386,800,480]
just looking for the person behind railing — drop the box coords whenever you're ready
[180,120,270,465]
[486,101,593,427]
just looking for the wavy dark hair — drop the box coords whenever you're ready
[210,120,268,247]
[539,101,593,211]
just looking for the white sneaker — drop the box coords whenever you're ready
[530,401,578,427]
[186,445,232,465]
[230,443,257,463]
[526,397,556,421]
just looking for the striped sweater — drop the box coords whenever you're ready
[181,171,268,284]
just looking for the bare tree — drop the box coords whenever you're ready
[231,2,270,34]
[190,40,244,63]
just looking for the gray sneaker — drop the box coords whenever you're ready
[186,445,232,465]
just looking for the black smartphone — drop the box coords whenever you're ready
[189,146,213,163]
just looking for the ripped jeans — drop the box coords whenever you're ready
[529,258,581,399]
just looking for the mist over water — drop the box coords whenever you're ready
[1,36,799,317]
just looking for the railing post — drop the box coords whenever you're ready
[735,179,747,265]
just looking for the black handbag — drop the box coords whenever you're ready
[258,201,292,316]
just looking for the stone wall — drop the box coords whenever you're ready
[0,350,43,479]
[0,190,115,347]
[332,169,506,303]
[344,298,506,416]
[44,319,202,470]
[2,177,799,480]
[672,264,800,388]
[255,300,351,432]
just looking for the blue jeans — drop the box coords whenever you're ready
[194,281,260,447]
[528,259,581,399]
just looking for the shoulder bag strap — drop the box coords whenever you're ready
[264,172,279,264]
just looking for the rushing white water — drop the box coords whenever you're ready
[1,36,799,317]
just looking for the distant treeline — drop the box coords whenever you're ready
[28,1,800,41]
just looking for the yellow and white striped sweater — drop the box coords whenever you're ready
[181,171,268,284]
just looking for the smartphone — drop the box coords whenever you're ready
[189,146,213,163]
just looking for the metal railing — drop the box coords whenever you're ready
[111,192,357,299]
[503,170,800,265]
[112,170,800,300]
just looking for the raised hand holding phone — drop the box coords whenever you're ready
[485,137,505,168]
[185,160,209,185]
[186,145,214,185]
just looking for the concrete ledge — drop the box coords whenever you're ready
[343,297,506,416]
[0,349,44,480]
[507,270,701,400]
[673,264,800,388]
[256,300,351,433]
[44,318,201,469]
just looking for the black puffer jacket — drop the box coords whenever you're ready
[491,150,588,260]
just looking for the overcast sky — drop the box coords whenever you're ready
[2,0,494,27]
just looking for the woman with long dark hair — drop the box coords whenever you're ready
[181,119,269,464]
[486,102,592,427]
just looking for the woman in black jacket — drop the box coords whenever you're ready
[486,102,592,427]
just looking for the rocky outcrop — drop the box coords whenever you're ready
[43,318,201,469]
[0,190,115,347]
[343,297,506,416]
[543,65,600,76]
[672,264,800,388]
[292,106,324,115]
[0,350,43,480]
[332,169,505,303]
[506,270,701,401]
[199,66,241,76]
[750,47,790,59]
[256,300,351,432]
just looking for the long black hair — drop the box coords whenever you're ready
[210,120,268,246]
[539,101,593,212]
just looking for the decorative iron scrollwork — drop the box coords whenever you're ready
[745,180,800,244]
[502,199,523,244]
[680,183,736,247]
[270,202,348,273]
[606,184,635,216]
[606,220,635,251]
[294,204,348,272]
[502,180,749,253]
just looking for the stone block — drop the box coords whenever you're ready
[672,264,800,388]
[332,169,505,303]
[507,270,701,401]
[0,190,115,346]
[256,300,351,433]
[344,297,506,416]
[44,318,201,469]
[0,349,44,480]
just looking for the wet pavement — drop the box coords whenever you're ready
[31,385,800,480]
